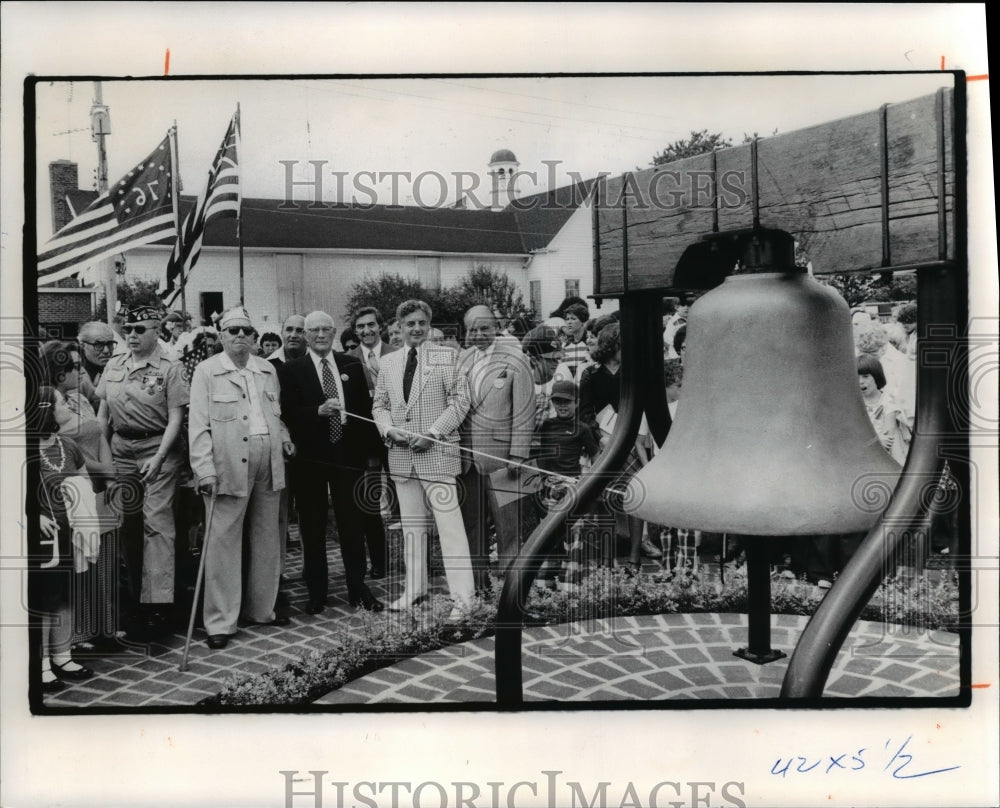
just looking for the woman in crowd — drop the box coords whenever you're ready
[41,341,122,651]
[31,385,98,692]
[578,323,650,571]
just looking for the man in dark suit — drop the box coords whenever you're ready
[277,310,384,614]
[348,306,400,579]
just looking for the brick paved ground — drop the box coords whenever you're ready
[317,614,960,705]
[41,522,960,709]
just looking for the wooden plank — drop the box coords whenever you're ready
[596,89,955,293]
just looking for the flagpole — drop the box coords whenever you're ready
[169,121,185,316]
[237,103,244,305]
[93,81,115,326]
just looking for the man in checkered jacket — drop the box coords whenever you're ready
[371,299,474,620]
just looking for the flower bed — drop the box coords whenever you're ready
[207,568,958,707]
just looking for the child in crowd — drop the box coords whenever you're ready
[533,380,601,590]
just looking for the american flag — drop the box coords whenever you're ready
[180,334,212,386]
[160,110,240,304]
[37,136,176,285]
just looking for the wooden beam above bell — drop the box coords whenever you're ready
[594,87,955,295]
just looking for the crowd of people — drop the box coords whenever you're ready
[29,292,924,692]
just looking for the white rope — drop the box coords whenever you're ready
[341,409,579,485]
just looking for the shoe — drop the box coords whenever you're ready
[621,561,641,577]
[351,592,385,612]
[51,658,94,681]
[275,590,291,610]
[817,579,833,590]
[368,567,386,580]
[143,609,172,638]
[304,599,327,615]
[41,672,66,693]
[640,538,663,558]
[206,634,230,649]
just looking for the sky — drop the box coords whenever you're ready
[33,72,953,238]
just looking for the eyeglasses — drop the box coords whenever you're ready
[306,327,334,334]
[81,340,115,351]
[226,326,254,336]
[284,327,305,334]
[122,325,150,335]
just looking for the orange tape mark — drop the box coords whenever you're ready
[941,55,946,70]
[164,48,171,76]
[967,74,989,81]
[970,682,991,688]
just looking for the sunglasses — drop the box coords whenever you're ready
[81,340,116,351]
[226,326,254,336]
[122,325,150,335]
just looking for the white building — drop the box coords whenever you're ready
[49,151,616,332]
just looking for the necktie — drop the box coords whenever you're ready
[367,349,380,378]
[320,357,343,444]
[402,347,418,402]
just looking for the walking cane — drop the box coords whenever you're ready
[179,491,217,672]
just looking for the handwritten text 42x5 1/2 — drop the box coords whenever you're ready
[771,736,961,780]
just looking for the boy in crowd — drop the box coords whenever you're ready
[533,379,600,590]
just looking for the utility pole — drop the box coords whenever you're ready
[91,81,115,325]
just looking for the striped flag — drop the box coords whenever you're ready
[37,136,176,286]
[160,111,240,304]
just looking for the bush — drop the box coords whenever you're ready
[343,265,534,339]
[208,568,958,707]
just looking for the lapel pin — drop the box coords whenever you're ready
[341,373,350,381]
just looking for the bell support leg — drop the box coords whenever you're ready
[494,293,661,707]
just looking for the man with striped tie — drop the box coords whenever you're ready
[348,306,399,579]
[277,311,384,614]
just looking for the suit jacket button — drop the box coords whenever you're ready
[242,458,247,463]
[242,415,248,420]
[243,437,248,442]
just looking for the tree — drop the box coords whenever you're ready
[344,273,430,326]
[94,277,163,322]
[821,271,917,308]
[651,129,733,166]
[454,264,532,324]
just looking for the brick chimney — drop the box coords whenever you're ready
[49,160,79,233]
[47,160,83,288]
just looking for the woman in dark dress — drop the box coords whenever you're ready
[30,385,96,692]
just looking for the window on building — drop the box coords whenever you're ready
[564,279,580,299]
[417,257,441,291]
[529,280,542,319]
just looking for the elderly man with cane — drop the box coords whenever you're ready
[188,306,295,650]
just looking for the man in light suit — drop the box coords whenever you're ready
[188,307,295,649]
[457,305,536,592]
[349,306,400,579]
[277,311,384,614]
[371,299,474,620]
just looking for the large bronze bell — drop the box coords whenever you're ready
[629,231,902,536]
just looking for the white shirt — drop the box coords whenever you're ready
[221,353,268,435]
[308,348,347,425]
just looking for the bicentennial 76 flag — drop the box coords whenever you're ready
[37,135,176,286]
